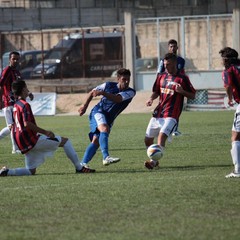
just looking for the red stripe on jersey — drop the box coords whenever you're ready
[152,72,196,120]
[12,99,39,154]
[222,64,240,103]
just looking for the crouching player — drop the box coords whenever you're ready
[0,80,95,176]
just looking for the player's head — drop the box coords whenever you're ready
[164,53,177,73]
[9,51,20,68]
[12,80,28,98]
[168,39,178,54]
[116,68,131,90]
[117,68,131,77]
[219,47,239,69]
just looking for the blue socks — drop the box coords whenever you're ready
[81,143,98,164]
[99,132,109,160]
[81,132,109,164]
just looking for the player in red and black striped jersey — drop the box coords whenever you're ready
[144,53,195,170]
[219,47,240,178]
[157,39,185,136]
[0,51,33,153]
[0,80,95,176]
[12,95,39,154]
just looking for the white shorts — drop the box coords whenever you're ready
[25,135,61,169]
[3,106,14,127]
[94,112,107,126]
[232,104,240,132]
[145,117,177,138]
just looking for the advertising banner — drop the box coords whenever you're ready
[0,92,56,116]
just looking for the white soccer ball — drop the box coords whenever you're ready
[147,144,163,161]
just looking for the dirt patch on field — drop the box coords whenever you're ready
[56,91,156,115]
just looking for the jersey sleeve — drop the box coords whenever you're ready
[182,75,196,94]
[94,82,107,91]
[118,88,136,101]
[222,69,232,88]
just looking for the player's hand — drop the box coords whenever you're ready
[28,92,34,101]
[228,100,234,107]
[78,105,86,116]
[174,84,183,93]
[146,98,153,106]
[45,131,55,138]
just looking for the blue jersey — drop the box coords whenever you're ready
[89,82,136,134]
[157,56,185,74]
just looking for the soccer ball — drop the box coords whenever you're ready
[147,144,163,161]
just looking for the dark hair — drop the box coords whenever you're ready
[12,80,26,96]
[9,51,20,59]
[168,39,178,45]
[219,47,240,68]
[164,53,177,61]
[117,68,131,77]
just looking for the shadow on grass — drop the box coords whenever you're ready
[37,163,232,176]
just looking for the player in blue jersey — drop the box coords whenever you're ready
[157,39,185,75]
[78,68,136,167]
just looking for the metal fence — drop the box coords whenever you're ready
[134,14,232,71]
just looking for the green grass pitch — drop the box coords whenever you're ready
[0,111,240,240]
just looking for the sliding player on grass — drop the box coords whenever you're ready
[0,80,95,176]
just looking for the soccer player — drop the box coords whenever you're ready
[144,53,195,169]
[219,47,240,178]
[157,39,185,137]
[157,39,185,75]
[78,68,136,167]
[0,51,33,153]
[0,80,95,176]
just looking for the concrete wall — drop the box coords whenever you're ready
[0,0,237,31]
[0,16,232,73]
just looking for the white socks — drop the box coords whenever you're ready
[63,140,82,170]
[0,127,10,139]
[231,141,240,173]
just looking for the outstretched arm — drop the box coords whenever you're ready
[78,90,94,116]
[92,89,123,103]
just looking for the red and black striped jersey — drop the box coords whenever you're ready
[0,66,22,108]
[222,64,240,103]
[152,72,196,120]
[12,99,39,154]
